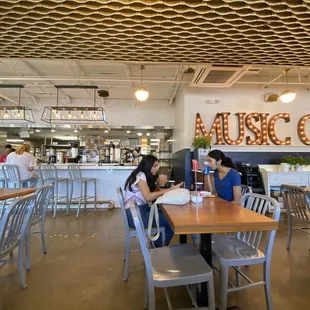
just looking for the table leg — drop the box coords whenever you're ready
[179,234,187,244]
[197,233,241,310]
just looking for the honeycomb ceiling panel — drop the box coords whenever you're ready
[0,0,310,65]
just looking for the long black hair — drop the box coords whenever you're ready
[208,149,236,169]
[125,155,159,192]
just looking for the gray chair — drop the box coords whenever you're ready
[280,184,310,249]
[212,193,280,310]
[130,201,215,310]
[24,185,54,271]
[0,194,36,288]
[68,164,97,218]
[241,184,252,195]
[2,164,29,188]
[116,187,166,281]
[38,164,70,218]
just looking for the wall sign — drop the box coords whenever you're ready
[195,112,309,146]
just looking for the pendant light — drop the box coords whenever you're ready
[279,69,296,103]
[135,65,149,101]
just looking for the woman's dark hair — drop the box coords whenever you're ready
[125,155,159,192]
[208,149,236,169]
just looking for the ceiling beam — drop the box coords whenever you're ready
[0,93,18,104]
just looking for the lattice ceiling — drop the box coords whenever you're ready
[0,0,310,66]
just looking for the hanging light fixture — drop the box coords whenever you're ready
[135,65,149,101]
[41,85,108,124]
[279,69,296,103]
[0,85,35,123]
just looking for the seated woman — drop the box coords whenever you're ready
[6,144,39,188]
[124,154,183,247]
[205,149,241,204]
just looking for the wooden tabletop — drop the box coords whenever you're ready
[161,197,278,235]
[0,188,36,201]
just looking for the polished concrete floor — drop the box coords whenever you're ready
[0,209,309,310]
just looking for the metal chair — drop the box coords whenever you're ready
[280,184,310,249]
[212,193,280,310]
[68,164,97,218]
[38,164,70,218]
[0,166,6,188]
[241,184,252,195]
[131,201,215,310]
[2,164,29,188]
[116,187,166,281]
[0,194,36,288]
[24,185,54,271]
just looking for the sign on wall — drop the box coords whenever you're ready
[195,112,310,146]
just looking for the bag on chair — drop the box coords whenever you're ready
[147,189,190,242]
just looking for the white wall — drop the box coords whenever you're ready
[173,85,310,152]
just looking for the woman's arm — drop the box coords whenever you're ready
[206,174,217,195]
[232,186,242,205]
[138,179,183,202]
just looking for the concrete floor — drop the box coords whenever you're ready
[0,209,309,310]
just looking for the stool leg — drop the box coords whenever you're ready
[53,181,58,218]
[84,181,87,211]
[66,179,70,216]
[69,180,74,215]
[77,180,83,218]
[93,179,97,213]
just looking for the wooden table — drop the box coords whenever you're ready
[0,188,36,201]
[162,197,278,308]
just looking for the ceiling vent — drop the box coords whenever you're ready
[190,65,250,88]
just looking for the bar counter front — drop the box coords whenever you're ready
[37,164,136,209]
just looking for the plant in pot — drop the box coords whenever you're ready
[294,155,310,172]
[192,136,212,170]
[280,155,295,171]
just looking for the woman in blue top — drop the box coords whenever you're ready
[205,150,241,204]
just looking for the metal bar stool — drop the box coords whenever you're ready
[38,164,70,218]
[2,164,29,188]
[68,164,97,218]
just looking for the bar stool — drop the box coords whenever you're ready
[38,164,70,218]
[68,164,97,218]
[2,164,29,188]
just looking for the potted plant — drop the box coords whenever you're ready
[294,155,310,172]
[192,136,212,170]
[280,155,295,171]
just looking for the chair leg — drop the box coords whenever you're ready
[41,220,47,254]
[123,235,130,281]
[147,284,156,310]
[235,266,241,286]
[69,180,74,216]
[93,179,97,213]
[287,213,293,249]
[18,238,27,288]
[264,261,273,310]
[143,273,148,309]
[219,263,229,310]
[25,233,31,271]
[207,275,216,310]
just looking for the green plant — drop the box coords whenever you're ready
[193,136,211,149]
[281,155,296,165]
[294,155,310,166]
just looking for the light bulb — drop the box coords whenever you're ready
[135,88,149,101]
[80,111,84,118]
[279,90,296,103]
[68,111,72,119]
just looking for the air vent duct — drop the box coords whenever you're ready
[190,65,250,88]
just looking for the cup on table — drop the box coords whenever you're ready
[168,180,176,188]
[195,182,204,192]
[158,174,168,188]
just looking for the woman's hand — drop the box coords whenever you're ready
[170,182,184,190]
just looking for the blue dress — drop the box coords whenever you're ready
[214,169,241,201]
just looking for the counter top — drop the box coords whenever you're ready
[36,164,137,170]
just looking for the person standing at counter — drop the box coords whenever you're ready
[0,144,15,163]
[124,155,183,247]
[6,143,39,188]
[205,149,241,204]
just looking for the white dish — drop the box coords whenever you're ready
[200,191,212,197]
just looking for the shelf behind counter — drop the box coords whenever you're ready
[35,164,136,208]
